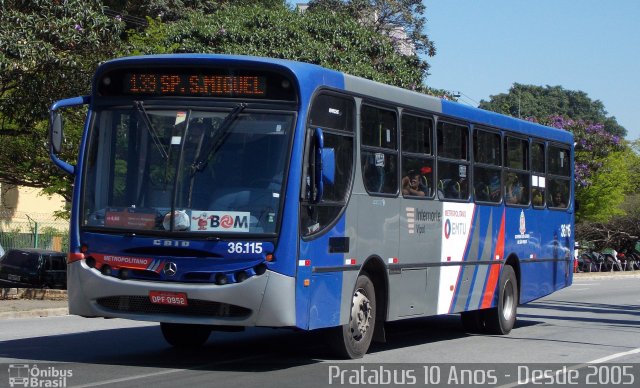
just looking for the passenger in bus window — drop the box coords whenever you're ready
[553,190,567,208]
[505,173,522,204]
[532,188,544,206]
[402,170,426,197]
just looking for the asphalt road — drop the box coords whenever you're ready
[0,276,639,387]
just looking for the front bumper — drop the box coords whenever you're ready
[67,260,297,327]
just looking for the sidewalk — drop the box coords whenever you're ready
[0,272,637,320]
[0,288,69,319]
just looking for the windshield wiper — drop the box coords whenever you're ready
[191,103,246,174]
[134,101,168,159]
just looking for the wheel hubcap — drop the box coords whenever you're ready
[502,279,515,321]
[350,288,372,340]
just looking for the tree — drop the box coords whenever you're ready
[0,0,124,202]
[574,150,631,222]
[308,0,436,58]
[536,116,629,223]
[124,4,440,94]
[102,0,285,23]
[479,83,626,137]
[1,1,448,212]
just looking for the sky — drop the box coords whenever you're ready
[421,0,640,139]
[290,1,640,140]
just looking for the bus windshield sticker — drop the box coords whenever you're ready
[105,208,156,229]
[375,153,385,167]
[190,211,251,232]
[175,111,186,125]
[459,165,467,178]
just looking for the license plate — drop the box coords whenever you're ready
[149,291,188,307]
[7,274,20,281]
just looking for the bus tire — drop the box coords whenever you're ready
[327,272,376,359]
[160,322,211,348]
[485,265,518,335]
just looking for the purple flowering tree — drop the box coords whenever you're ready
[536,115,631,223]
[541,116,623,188]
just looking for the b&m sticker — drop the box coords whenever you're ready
[190,211,250,232]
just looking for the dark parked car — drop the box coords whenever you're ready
[0,248,67,289]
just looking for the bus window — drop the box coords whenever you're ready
[531,141,545,208]
[473,129,501,203]
[401,114,433,198]
[547,145,570,209]
[361,105,398,195]
[504,136,530,206]
[437,121,469,200]
[301,94,355,236]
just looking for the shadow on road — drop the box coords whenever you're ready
[0,314,548,370]
[519,299,640,328]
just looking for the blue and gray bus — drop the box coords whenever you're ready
[49,54,574,358]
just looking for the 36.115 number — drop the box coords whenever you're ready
[228,242,263,254]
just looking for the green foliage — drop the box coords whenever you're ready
[125,4,436,94]
[479,83,626,137]
[103,0,287,24]
[1,1,448,210]
[0,0,124,201]
[575,149,632,222]
[308,0,436,57]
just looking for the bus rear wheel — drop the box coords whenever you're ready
[485,265,518,334]
[327,272,376,359]
[160,322,212,348]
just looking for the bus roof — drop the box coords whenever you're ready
[95,54,573,145]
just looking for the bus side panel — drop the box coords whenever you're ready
[449,205,504,313]
[518,209,573,304]
[300,214,348,330]
[395,200,443,318]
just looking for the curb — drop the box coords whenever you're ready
[574,271,640,280]
[0,307,69,320]
[1,288,67,300]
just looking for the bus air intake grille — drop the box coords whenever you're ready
[96,296,251,317]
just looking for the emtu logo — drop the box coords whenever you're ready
[444,219,466,239]
[444,219,451,239]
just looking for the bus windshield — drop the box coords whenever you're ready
[83,106,294,235]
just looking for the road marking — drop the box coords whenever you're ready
[498,347,640,388]
[587,347,640,363]
[70,354,269,388]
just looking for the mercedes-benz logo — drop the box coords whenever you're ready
[163,262,178,277]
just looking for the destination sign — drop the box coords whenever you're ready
[96,66,296,101]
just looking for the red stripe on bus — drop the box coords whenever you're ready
[481,209,505,309]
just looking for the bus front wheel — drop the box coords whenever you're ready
[160,322,212,348]
[328,272,376,359]
[485,265,518,334]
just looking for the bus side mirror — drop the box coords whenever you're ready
[311,127,335,204]
[48,95,90,175]
[50,112,63,154]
